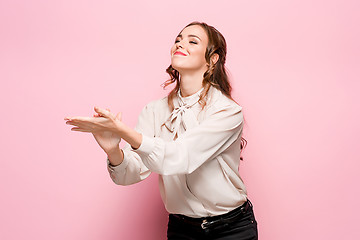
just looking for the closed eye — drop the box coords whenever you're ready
[174,40,198,44]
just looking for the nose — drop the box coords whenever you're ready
[175,40,183,49]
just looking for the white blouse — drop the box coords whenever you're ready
[107,86,248,217]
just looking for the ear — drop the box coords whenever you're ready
[210,53,219,65]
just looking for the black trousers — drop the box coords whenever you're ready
[167,200,258,240]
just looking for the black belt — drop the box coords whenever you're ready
[171,199,252,230]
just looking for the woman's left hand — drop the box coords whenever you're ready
[65,106,122,132]
[65,106,124,153]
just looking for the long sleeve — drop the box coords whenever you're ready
[106,87,248,217]
[134,102,244,176]
[107,103,156,185]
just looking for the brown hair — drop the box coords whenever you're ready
[162,21,247,159]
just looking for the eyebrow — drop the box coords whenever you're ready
[176,34,201,41]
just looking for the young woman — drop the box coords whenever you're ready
[65,21,258,239]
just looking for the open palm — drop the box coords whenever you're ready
[65,107,123,154]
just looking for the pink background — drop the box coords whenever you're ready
[1,0,359,239]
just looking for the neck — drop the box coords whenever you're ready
[179,69,206,97]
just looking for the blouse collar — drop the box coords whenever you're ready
[164,88,204,140]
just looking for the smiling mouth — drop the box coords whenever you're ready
[174,51,187,56]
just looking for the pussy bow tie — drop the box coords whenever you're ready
[164,90,201,140]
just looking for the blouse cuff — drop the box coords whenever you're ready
[133,134,155,156]
[107,152,129,172]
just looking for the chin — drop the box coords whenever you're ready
[172,62,191,70]
[171,64,184,72]
[172,66,189,75]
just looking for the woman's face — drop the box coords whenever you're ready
[170,25,209,74]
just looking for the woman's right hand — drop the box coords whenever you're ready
[91,110,122,154]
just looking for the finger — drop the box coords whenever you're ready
[65,119,80,126]
[116,112,122,121]
[71,127,92,132]
[106,108,114,118]
[65,115,96,121]
[66,120,95,130]
[65,116,89,121]
[66,116,94,122]
[94,112,103,117]
[66,120,77,126]
[66,121,85,128]
[95,106,117,120]
[94,106,112,118]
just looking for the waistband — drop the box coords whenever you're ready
[170,199,252,230]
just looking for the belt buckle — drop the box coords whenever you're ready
[201,219,208,229]
[201,219,217,229]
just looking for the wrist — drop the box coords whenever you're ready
[106,145,121,155]
[115,122,142,150]
[106,147,124,166]
[115,121,126,136]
